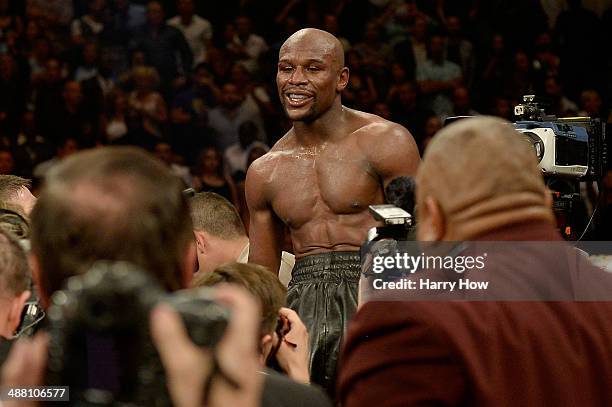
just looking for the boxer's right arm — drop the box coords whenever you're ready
[245,161,283,275]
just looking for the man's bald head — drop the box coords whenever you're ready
[416,116,554,240]
[280,28,345,71]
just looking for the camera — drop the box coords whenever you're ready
[46,261,230,406]
[513,95,607,180]
[445,95,607,240]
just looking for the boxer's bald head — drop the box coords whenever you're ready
[280,28,345,71]
[416,116,554,240]
[277,28,348,122]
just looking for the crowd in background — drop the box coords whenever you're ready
[0,0,610,217]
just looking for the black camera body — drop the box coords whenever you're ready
[46,261,229,406]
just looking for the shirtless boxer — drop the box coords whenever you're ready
[246,28,420,394]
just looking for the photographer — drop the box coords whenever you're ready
[192,262,311,384]
[29,146,196,306]
[0,176,36,244]
[0,176,36,218]
[2,285,264,407]
[193,263,332,406]
[0,228,33,342]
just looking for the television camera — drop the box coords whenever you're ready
[512,95,607,239]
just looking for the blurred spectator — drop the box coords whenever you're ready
[127,66,167,138]
[343,50,378,111]
[0,0,23,39]
[207,82,266,151]
[227,15,268,73]
[532,31,560,81]
[322,13,349,51]
[417,34,462,119]
[23,19,41,53]
[420,114,442,153]
[153,141,193,187]
[543,76,578,116]
[375,0,413,47]
[491,96,513,121]
[33,58,65,139]
[353,22,391,78]
[70,0,107,46]
[26,0,74,27]
[112,0,146,34]
[388,81,433,145]
[130,1,192,88]
[0,54,27,137]
[103,0,146,74]
[385,62,410,104]
[444,15,474,89]
[27,36,51,79]
[0,148,14,174]
[554,0,604,99]
[167,0,212,66]
[13,111,54,177]
[33,136,79,180]
[409,16,429,68]
[46,80,98,147]
[269,15,301,60]
[73,41,102,83]
[104,89,129,142]
[225,121,269,179]
[578,90,605,119]
[503,50,535,102]
[372,102,391,120]
[477,34,510,106]
[450,86,479,117]
[230,62,273,134]
[169,63,220,159]
[193,146,239,208]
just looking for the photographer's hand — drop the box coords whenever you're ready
[0,333,48,407]
[275,307,310,384]
[150,285,263,407]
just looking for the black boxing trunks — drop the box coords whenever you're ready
[287,251,360,398]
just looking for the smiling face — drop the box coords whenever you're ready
[276,29,348,123]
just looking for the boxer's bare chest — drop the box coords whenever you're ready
[264,139,382,229]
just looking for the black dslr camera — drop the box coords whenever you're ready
[46,262,229,406]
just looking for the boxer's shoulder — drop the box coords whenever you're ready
[342,108,412,140]
[346,108,420,175]
[246,132,297,191]
[347,110,416,152]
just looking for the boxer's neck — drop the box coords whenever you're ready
[293,100,346,145]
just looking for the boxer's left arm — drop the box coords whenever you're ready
[245,159,284,275]
[363,122,421,188]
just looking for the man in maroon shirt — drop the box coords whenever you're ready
[338,116,612,406]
